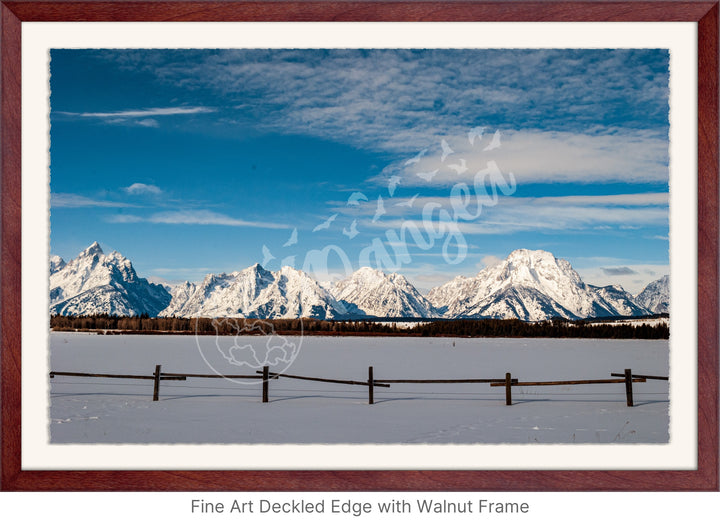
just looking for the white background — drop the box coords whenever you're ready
[1,492,719,526]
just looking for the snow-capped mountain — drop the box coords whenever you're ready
[50,242,171,316]
[591,284,651,317]
[634,275,669,313]
[158,264,348,319]
[427,249,649,321]
[50,255,66,274]
[159,281,197,315]
[329,267,439,318]
[50,243,664,322]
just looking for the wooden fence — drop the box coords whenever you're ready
[50,366,187,401]
[490,369,649,407]
[49,365,665,407]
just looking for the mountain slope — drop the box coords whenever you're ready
[634,275,669,313]
[329,267,439,318]
[427,249,649,321]
[50,255,66,274]
[158,264,348,319]
[159,281,198,316]
[50,242,171,316]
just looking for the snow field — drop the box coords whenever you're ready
[49,332,669,444]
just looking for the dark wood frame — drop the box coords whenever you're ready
[1,1,717,491]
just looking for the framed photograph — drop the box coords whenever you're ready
[1,1,717,491]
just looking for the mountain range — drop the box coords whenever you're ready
[49,243,669,321]
[158,264,346,320]
[50,242,171,317]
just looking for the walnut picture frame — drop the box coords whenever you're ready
[1,1,717,491]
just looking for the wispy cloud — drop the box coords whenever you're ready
[574,263,669,294]
[150,267,214,274]
[531,193,668,206]
[462,204,668,234]
[51,193,138,208]
[602,266,639,276]
[106,210,290,229]
[362,192,667,215]
[56,106,215,119]
[357,193,668,236]
[54,105,216,128]
[94,49,669,154]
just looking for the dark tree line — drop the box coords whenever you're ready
[51,314,669,339]
[418,318,669,339]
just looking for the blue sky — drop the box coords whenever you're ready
[49,49,670,294]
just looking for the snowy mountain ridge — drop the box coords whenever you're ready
[50,242,171,317]
[50,243,668,321]
[158,263,348,319]
[634,275,669,313]
[329,266,439,318]
[427,249,651,321]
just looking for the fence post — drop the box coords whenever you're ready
[505,372,512,406]
[624,368,634,407]
[153,364,161,401]
[368,366,374,405]
[262,366,269,403]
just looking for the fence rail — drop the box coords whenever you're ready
[490,369,649,406]
[49,371,185,381]
[49,365,666,407]
[611,372,669,381]
[255,370,391,388]
[492,378,644,386]
[163,372,262,379]
[375,378,517,384]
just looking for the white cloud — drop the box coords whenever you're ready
[107,214,144,223]
[481,255,503,268]
[123,183,162,195]
[394,128,669,185]
[135,118,160,128]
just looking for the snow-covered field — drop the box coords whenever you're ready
[49,332,669,444]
